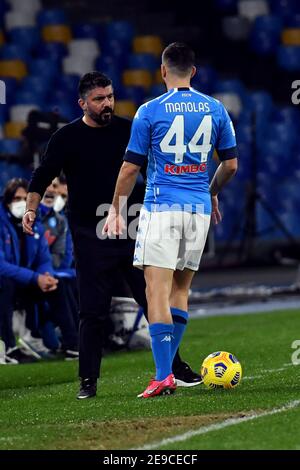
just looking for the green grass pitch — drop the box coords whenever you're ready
[0,308,300,450]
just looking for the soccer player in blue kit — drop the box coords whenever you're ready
[104,42,238,398]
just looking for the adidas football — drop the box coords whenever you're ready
[201,351,242,389]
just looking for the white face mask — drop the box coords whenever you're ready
[9,201,26,219]
[53,195,66,213]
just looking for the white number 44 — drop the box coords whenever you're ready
[160,115,212,164]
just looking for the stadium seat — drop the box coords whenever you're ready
[277,45,300,71]
[0,162,11,187]
[5,11,36,29]
[117,86,145,105]
[63,55,95,76]
[72,23,102,40]
[123,70,152,90]
[133,35,163,57]
[37,9,67,27]
[285,13,300,28]
[0,43,29,61]
[96,54,119,70]
[13,89,45,106]
[214,78,247,100]
[7,0,41,13]
[9,26,40,51]
[254,14,282,31]
[0,138,21,154]
[35,42,68,61]
[97,66,123,93]
[68,39,100,59]
[4,121,26,138]
[128,53,159,72]
[249,90,273,116]
[213,92,242,118]
[100,38,131,68]
[191,65,217,94]
[42,25,72,44]
[19,75,51,96]
[0,75,17,102]
[0,59,27,79]
[273,105,300,125]
[267,122,297,147]
[55,74,80,94]
[258,140,290,174]
[105,20,134,44]
[114,100,136,118]
[270,0,300,18]
[282,28,300,46]
[215,0,238,10]
[28,58,60,79]
[45,102,79,121]
[48,88,77,104]
[238,0,269,21]
[0,100,8,121]
[222,16,251,40]
[236,122,253,143]
[250,15,282,54]
[10,104,40,122]
[250,29,279,55]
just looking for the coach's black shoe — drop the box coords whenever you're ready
[173,361,203,387]
[77,378,97,399]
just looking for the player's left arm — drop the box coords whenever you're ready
[209,104,238,224]
[210,104,238,196]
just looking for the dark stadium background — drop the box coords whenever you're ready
[1,0,300,455]
[0,0,299,297]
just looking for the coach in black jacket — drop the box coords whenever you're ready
[23,72,202,399]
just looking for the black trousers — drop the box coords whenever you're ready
[72,226,148,379]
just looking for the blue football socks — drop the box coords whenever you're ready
[149,323,174,381]
[170,307,188,363]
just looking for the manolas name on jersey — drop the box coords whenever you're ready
[124,87,238,214]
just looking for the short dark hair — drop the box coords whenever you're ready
[78,71,112,99]
[162,42,195,77]
[57,173,67,185]
[3,178,28,206]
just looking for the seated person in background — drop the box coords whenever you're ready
[0,178,58,362]
[39,179,68,271]
[0,178,78,362]
[51,175,76,277]
[53,174,68,214]
[39,178,79,338]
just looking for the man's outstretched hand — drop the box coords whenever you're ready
[102,211,126,237]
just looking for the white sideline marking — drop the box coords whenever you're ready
[244,363,299,381]
[135,400,300,450]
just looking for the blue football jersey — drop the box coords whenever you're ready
[124,87,238,214]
